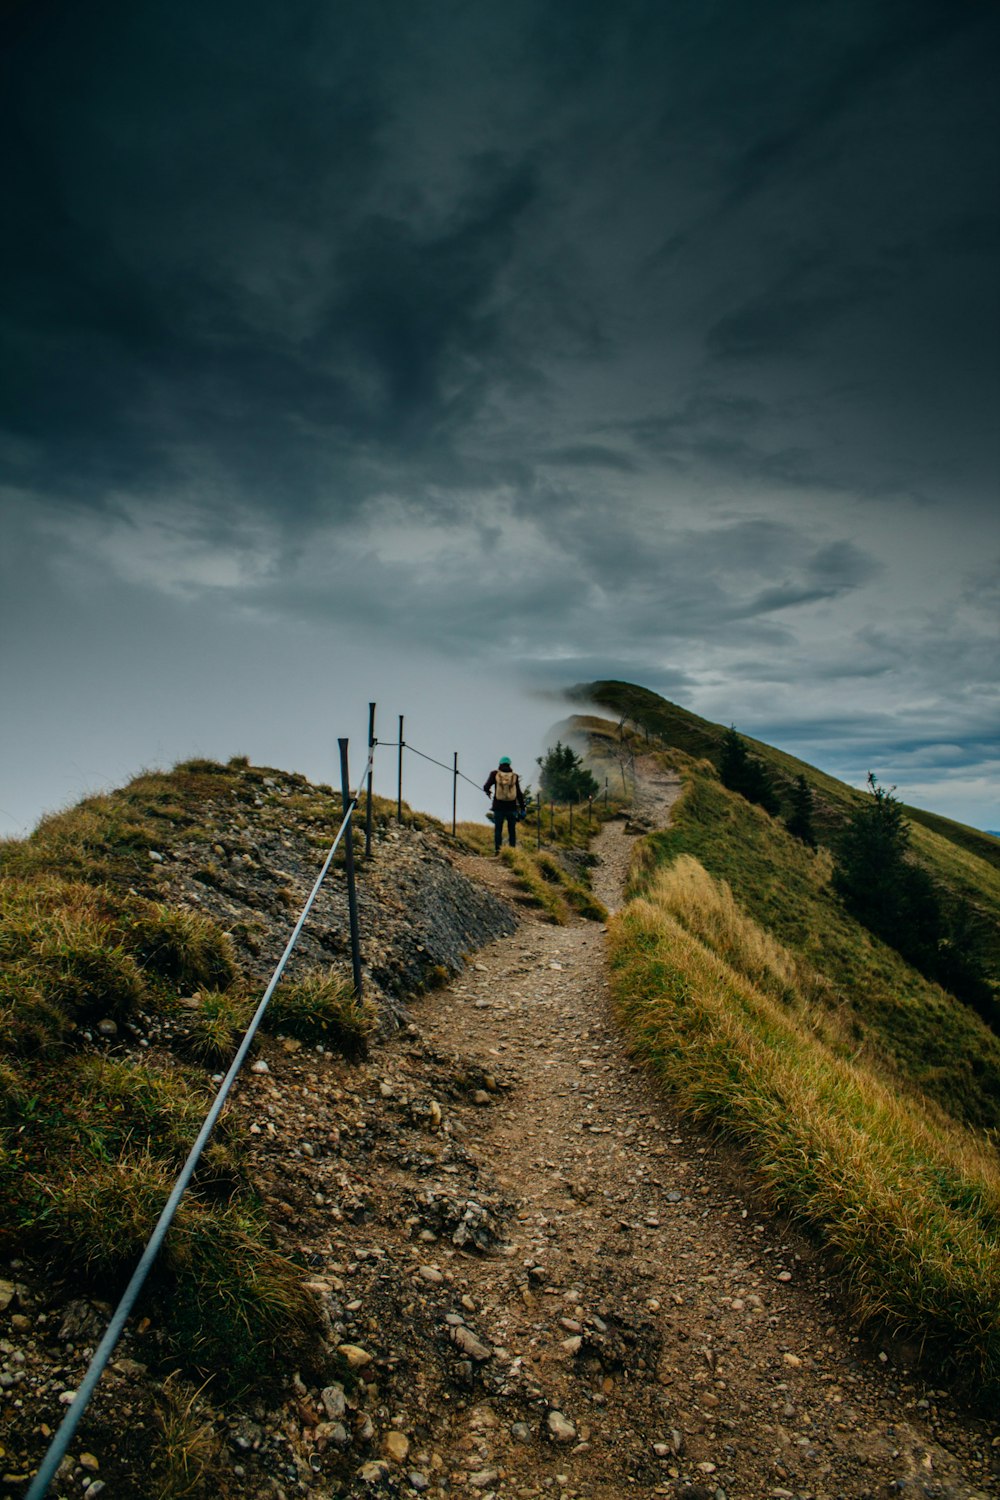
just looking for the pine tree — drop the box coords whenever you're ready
[719,726,748,793]
[537,741,599,803]
[834,774,996,1027]
[786,774,817,848]
[719,726,779,816]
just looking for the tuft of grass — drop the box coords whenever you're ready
[496,847,607,925]
[499,848,568,923]
[182,991,254,1068]
[72,1056,210,1159]
[266,968,376,1057]
[165,1200,322,1389]
[454,821,494,856]
[150,1375,222,1500]
[33,920,147,1023]
[0,978,72,1055]
[609,868,1000,1394]
[644,855,831,1011]
[35,1152,320,1391]
[126,905,237,991]
[536,852,608,922]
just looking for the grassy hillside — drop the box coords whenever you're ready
[580,678,1000,876]
[0,757,383,1404]
[633,768,1000,1131]
[575,684,1000,1393]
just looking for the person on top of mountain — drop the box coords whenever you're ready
[483,756,526,853]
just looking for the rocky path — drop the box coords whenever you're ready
[386,772,997,1500]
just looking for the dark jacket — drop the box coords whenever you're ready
[484,767,525,812]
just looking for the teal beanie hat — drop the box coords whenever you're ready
[499,756,511,765]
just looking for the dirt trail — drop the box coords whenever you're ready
[401,765,996,1500]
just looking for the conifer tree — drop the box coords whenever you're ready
[537,741,599,803]
[719,726,748,792]
[832,775,995,1025]
[786,774,817,848]
[719,726,779,816]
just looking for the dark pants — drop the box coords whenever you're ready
[494,802,518,850]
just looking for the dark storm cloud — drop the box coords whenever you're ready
[2,0,998,833]
[0,2,547,523]
[3,0,998,527]
[541,445,639,474]
[717,1,981,210]
[705,256,892,361]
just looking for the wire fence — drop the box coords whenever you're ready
[368,706,615,842]
[26,742,374,1500]
[25,703,622,1495]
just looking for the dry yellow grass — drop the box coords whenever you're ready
[609,862,1000,1390]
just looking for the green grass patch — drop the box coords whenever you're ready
[497,847,609,925]
[181,991,255,1068]
[636,771,1000,1132]
[265,968,377,1056]
[34,1152,319,1391]
[125,905,237,991]
[0,764,345,1398]
[609,876,1000,1394]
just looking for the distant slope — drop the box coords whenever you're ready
[576,679,1000,875]
[569,681,1000,1077]
[575,678,1000,991]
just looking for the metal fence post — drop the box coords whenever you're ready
[365,702,376,858]
[339,739,363,999]
[452,752,458,836]
[397,714,404,822]
[604,776,609,807]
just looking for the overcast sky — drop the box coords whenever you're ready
[2,0,998,837]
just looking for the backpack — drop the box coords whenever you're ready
[494,768,518,801]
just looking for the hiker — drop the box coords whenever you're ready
[483,756,526,853]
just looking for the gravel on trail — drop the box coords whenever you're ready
[2,761,997,1499]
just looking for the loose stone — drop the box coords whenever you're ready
[321,1385,347,1420]
[547,1411,576,1444]
[338,1343,373,1368]
[383,1431,409,1462]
